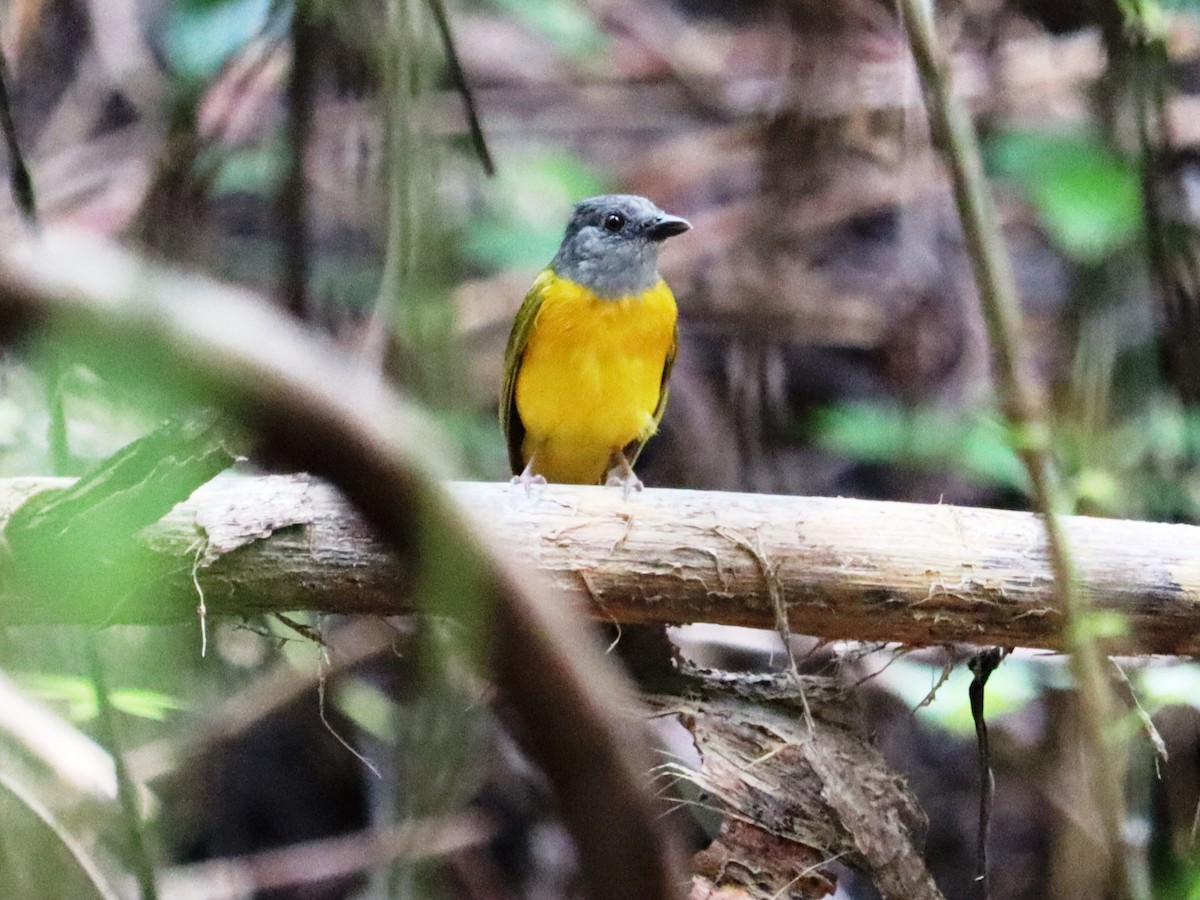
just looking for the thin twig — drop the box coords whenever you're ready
[847,646,918,691]
[715,525,813,729]
[912,651,957,712]
[1110,660,1167,772]
[191,541,208,657]
[425,0,495,176]
[362,0,421,373]
[280,0,314,319]
[0,48,35,226]
[968,647,1006,899]
[159,814,493,899]
[317,643,382,778]
[895,2,1131,895]
[1127,13,1200,411]
[85,635,159,900]
[274,611,327,647]
[126,620,398,787]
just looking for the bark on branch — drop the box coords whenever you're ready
[3,473,1200,655]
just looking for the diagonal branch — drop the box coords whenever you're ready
[896,2,1131,894]
[0,46,35,227]
[0,231,686,900]
[426,0,495,176]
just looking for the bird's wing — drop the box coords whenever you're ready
[624,322,677,470]
[500,270,552,475]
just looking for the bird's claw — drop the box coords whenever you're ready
[511,467,547,496]
[604,451,644,500]
[605,469,643,500]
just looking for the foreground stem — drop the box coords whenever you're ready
[896,2,1132,894]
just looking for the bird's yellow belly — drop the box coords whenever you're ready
[515,277,676,484]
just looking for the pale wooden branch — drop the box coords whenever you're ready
[4,474,1200,655]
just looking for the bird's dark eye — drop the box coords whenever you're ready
[603,212,625,233]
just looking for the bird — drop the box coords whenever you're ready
[500,194,691,493]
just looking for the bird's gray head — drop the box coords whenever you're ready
[550,195,691,299]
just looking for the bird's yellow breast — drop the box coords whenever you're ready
[515,271,677,484]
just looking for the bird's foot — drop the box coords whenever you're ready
[604,455,643,500]
[510,461,547,495]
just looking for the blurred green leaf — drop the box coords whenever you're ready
[17,673,186,722]
[487,0,604,56]
[439,407,509,479]
[272,618,325,671]
[1077,609,1130,641]
[813,402,1027,490]
[161,0,276,82]
[311,255,385,314]
[1073,466,1122,508]
[958,418,1030,488]
[109,688,189,721]
[1139,663,1200,710]
[1054,399,1200,519]
[1117,0,1167,36]
[988,129,1143,262]
[210,144,287,196]
[876,658,1039,737]
[464,152,608,271]
[333,677,398,743]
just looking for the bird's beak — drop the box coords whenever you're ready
[645,214,691,241]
